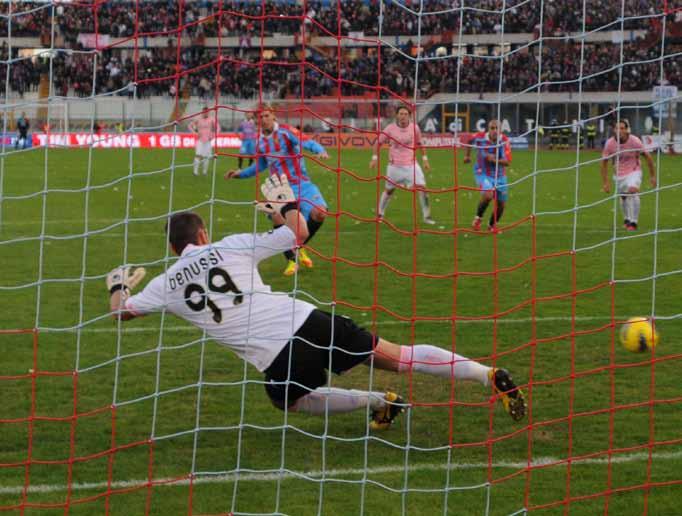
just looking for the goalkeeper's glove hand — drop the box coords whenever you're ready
[106,266,146,295]
[256,174,297,216]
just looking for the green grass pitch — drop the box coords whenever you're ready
[0,145,680,515]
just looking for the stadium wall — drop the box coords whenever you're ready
[6,93,678,138]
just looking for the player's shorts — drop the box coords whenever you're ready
[239,138,256,156]
[386,163,426,188]
[475,174,508,202]
[195,140,212,158]
[294,180,327,221]
[615,170,642,194]
[264,309,376,407]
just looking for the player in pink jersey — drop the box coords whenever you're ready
[369,106,435,224]
[601,120,656,231]
[189,111,218,176]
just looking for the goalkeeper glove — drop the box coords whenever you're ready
[106,266,146,295]
[256,174,297,216]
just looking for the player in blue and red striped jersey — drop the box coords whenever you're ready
[225,106,330,276]
[463,120,512,232]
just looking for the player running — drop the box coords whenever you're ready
[601,120,656,231]
[189,110,217,176]
[464,120,512,232]
[106,175,526,429]
[224,106,329,276]
[237,112,257,169]
[370,105,435,224]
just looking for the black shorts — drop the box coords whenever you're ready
[264,309,376,407]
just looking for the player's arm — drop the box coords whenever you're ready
[642,150,656,188]
[463,134,475,164]
[600,140,613,193]
[369,130,387,169]
[600,157,611,193]
[415,126,430,171]
[224,155,268,180]
[301,138,329,159]
[188,120,197,133]
[107,267,147,321]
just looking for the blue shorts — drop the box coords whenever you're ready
[294,181,327,221]
[239,138,256,155]
[475,174,508,202]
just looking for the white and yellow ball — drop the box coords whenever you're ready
[435,46,448,57]
[619,317,659,353]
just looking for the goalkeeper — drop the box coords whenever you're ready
[107,175,526,430]
[224,105,329,277]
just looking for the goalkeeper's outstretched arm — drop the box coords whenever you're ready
[108,267,146,322]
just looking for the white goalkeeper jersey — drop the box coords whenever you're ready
[125,226,316,372]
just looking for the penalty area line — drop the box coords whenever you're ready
[0,450,680,496]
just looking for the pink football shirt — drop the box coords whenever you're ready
[602,135,644,177]
[378,122,422,166]
[192,117,214,143]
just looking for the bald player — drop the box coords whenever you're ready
[464,120,512,232]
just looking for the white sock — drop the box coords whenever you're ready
[378,190,393,217]
[292,387,386,415]
[619,196,628,221]
[630,194,640,223]
[398,345,491,386]
[202,157,210,175]
[193,157,200,176]
[418,191,431,219]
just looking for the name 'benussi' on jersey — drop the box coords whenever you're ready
[168,249,225,290]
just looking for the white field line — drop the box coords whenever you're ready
[39,315,630,335]
[0,450,680,496]
[1,218,620,234]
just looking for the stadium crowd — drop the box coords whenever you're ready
[4,39,678,99]
[1,0,677,99]
[2,0,666,40]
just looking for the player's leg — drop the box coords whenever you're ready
[619,195,629,228]
[247,139,255,166]
[238,140,247,169]
[300,182,327,267]
[193,142,202,176]
[413,163,435,224]
[624,171,642,230]
[616,175,630,227]
[202,142,211,175]
[297,205,325,269]
[379,164,403,219]
[473,176,495,230]
[263,311,395,419]
[488,178,508,231]
[628,187,641,230]
[372,339,526,421]
[617,172,641,230]
[378,186,395,219]
[489,200,505,231]
[281,184,327,273]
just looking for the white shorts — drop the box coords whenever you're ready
[615,170,642,194]
[386,163,425,188]
[195,140,212,158]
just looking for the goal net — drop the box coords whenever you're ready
[1,0,681,515]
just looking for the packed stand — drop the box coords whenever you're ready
[0,0,669,42]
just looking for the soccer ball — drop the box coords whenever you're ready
[619,317,659,353]
[435,46,448,57]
